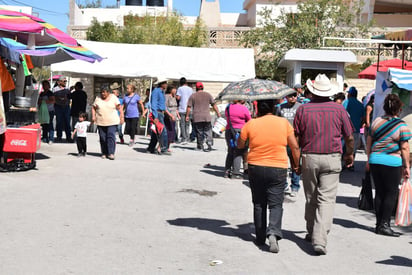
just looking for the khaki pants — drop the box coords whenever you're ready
[301,153,342,247]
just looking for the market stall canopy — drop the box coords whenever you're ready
[373,29,412,42]
[51,40,255,82]
[358,59,412,80]
[389,68,412,91]
[0,38,103,66]
[0,8,78,47]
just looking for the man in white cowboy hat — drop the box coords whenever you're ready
[293,74,354,255]
[147,77,170,155]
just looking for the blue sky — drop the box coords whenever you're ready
[2,0,245,33]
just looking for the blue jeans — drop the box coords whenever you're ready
[249,164,287,243]
[286,146,300,191]
[97,125,117,156]
[225,128,246,175]
[54,104,71,140]
[148,112,168,152]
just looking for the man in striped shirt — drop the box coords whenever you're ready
[293,74,354,255]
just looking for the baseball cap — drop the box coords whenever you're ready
[293,83,303,89]
[348,87,358,97]
[196,82,204,89]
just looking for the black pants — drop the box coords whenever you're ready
[76,137,87,154]
[370,164,401,227]
[249,164,287,243]
[124,117,138,140]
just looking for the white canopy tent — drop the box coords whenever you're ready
[51,40,256,82]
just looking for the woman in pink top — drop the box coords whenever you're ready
[224,100,251,179]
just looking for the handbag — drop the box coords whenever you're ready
[226,105,239,148]
[395,179,412,226]
[358,171,374,210]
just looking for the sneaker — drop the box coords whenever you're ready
[101,155,107,159]
[107,154,115,160]
[224,170,231,179]
[284,186,292,195]
[232,174,243,180]
[160,151,172,156]
[313,244,327,255]
[203,145,212,152]
[129,140,134,147]
[289,190,298,197]
[120,137,124,144]
[268,235,279,253]
[48,141,53,145]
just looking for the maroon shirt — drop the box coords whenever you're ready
[294,99,354,154]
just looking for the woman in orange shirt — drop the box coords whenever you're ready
[238,99,300,253]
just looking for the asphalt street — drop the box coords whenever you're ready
[0,133,411,274]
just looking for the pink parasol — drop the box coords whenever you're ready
[0,8,78,46]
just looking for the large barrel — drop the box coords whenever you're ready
[147,0,164,6]
[125,0,142,6]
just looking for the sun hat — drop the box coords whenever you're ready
[110,81,121,90]
[155,77,168,85]
[196,82,204,90]
[306,74,339,97]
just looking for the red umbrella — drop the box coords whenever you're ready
[358,59,412,80]
[0,8,77,46]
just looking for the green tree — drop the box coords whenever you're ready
[86,13,207,47]
[241,0,373,79]
[77,0,102,9]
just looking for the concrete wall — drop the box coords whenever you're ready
[73,5,167,27]
[374,14,412,27]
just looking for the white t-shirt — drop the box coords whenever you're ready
[74,121,91,137]
[176,85,193,113]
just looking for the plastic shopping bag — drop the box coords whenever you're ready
[395,179,412,227]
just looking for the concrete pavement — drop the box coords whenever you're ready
[0,133,411,274]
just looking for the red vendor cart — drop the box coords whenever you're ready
[1,123,41,171]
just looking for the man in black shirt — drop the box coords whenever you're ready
[70,82,87,131]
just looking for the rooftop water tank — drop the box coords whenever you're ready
[147,0,164,7]
[125,0,143,6]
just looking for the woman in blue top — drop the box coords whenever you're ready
[123,84,144,147]
[366,94,411,237]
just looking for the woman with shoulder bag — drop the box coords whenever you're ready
[366,94,411,237]
[224,100,251,179]
[123,84,144,147]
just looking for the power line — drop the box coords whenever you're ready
[7,0,66,15]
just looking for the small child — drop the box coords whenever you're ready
[72,112,90,157]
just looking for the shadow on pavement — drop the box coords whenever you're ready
[134,148,149,154]
[200,164,225,178]
[333,217,373,232]
[282,229,315,256]
[336,195,359,209]
[376,256,412,267]
[84,152,104,158]
[167,218,254,243]
[34,153,50,160]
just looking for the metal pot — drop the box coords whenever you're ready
[14,96,32,108]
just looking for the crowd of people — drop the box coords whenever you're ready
[33,73,411,256]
